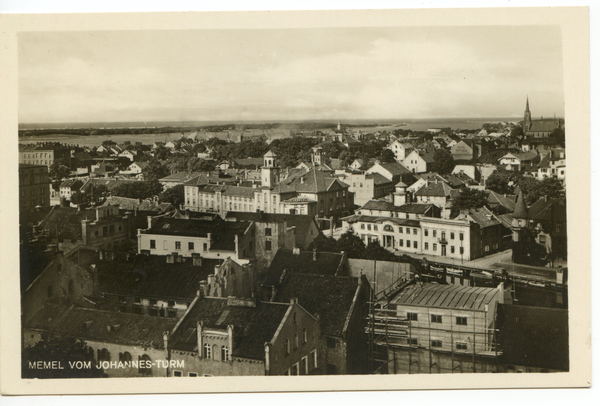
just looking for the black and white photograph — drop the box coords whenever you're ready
[0,4,591,396]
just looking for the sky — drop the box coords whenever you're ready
[18,26,565,124]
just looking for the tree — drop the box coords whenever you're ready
[451,187,489,217]
[152,145,171,160]
[430,149,455,175]
[549,127,565,147]
[379,148,396,164]
[485,168,521,195]
[306,233,340,253]
[71,184,108,207]
[337,229,366,258]
[526,177,565,204]
[159,184,185,207]
[187,157,216,172]
[112,180,163,200]
[321,143,342,159]
[143,159,170,183]
[101,139,117,148]
[49,158,71,182]
[363,239,397,261]
[22,336,105,379]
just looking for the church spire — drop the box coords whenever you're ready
[525,95,530,113]
[512,190,529,220]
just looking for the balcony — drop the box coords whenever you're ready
[438,238,448,245]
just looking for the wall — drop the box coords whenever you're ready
[347,259,414,298]
[22,253,95,324]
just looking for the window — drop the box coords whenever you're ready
[221,346,229,361]
[405,227,410,233]
[265,241,272,251]
[459,232,464,241]
[399,239,403,247]
[175,241,181,250]
[424,229,428,236]
[408,338,418,345]
[303,328,307,343]
[326,337,336,348]
[367,224,371,231]
[399,227,403,233]
[285,339,290,354]
[460,247,464,254]
[456,342,468,350]
[103,226,108,236]
[413,228,417,235]
[312,350,318,369]
[433,230,437,238]
[456,317,468,326]
[203,243,207,251]
[431,340,443,348]
[361,224,365,230]
[433,243,437,251]
[189,372,198,377]
[384,225,394,232]
[406,240,410,248]
[294,333,299,349]
[424,242,429,250]
[451,246,455,254]
[188,242,194,251]
[407,312,418,321]
[292,363,299,376]
[431,314,442,323]
[414,241,418,249]
[174,371,182,377]
[301,356,308,375]
[451,232,455,239]
[203,343,212,359]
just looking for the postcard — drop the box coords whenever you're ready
[0,6,590,396]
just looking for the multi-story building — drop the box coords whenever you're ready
[167,296,320,376]
[342,207,504,262]
[347,172,395,207]
[384,282,505,374]
[387,140,414,162]
[184,151,354,220]
[19,143,72,168]
[19,164,50,211]
[401,150,435,174]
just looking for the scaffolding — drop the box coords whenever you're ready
[366,286,502,374]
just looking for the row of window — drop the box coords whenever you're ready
[408,339,469,351]
[424,230,464,240]
[407,313,468,325]
[149,239,208,251]
[203,344,229,362]
[283,350,317,376]
[284,328,308,355]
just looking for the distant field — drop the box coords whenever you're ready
[18,133,164,148]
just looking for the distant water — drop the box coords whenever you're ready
[18,117,521,148]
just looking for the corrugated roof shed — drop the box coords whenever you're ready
[391,283,499,311]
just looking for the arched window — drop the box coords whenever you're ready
[120,352,132,362]
[203,343,211,359]
[294,333,299,349]
[285,339,290,354]
[221,346,229,362]
[303,328,307,343]
[139,354,152,375]
[97,348,110,362]
[383,225,394,232]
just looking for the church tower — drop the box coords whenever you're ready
[523,96,532,133]
[262,150,280,188]
[511,190,529,242]
[393,181,409,206]
[311,146,324,166]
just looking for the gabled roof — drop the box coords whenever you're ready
[263,249,345,286]
[160,171,204,183]
[281,168,348,193]
[527,119,561,133]
[366,173,394,185]
[465,207,500,228]
[95,254,222,300]
[273,273,360,338]
[414,181,454,197]
[528,197,567,223]
[375,162,413,176]
[487,191,516,212]
[391,283,500,311]
[27,305,178,349]
[145,217,250,242]
[170,297,289,359]
[224,212,321,245]
[60,179,84,190]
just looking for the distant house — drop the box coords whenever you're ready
[533,148,565,182]
[498,152,539,171]
[59,179,85,201]
[401,150,435,174]
[414,180,455,217]
[387,140,414,162]
[347,172,395,207]
[357,200,441,219]
[365,162,414,186]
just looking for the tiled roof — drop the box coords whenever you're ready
[95,254,222,300]
[170,297,289,359]
[487,191,516,212]
[466,207,500,228]
[262,249,345,286]
[366,173,394,185]
[274,273,360,338]
[160,171,204,182]
[224,212,320,245]
[527,120,561,133]
[146,217,250,240]
[377,162,413,176]
[391,283,499,311]
[342,214,420,227]
[221,185,257,199]
[528,197,567,223]
[497,304,568,370]
[414,182,453,197]
[281,168,347,193]
[42,306,178,349]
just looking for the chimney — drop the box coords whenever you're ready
[166,254,174,264]
[192,253,202,266]
[163,331,169,351]
[313,248,317,262]
[290,297,298,305]
[147,216,153,229]
[197,322,203,358]
[292,247,300,256]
